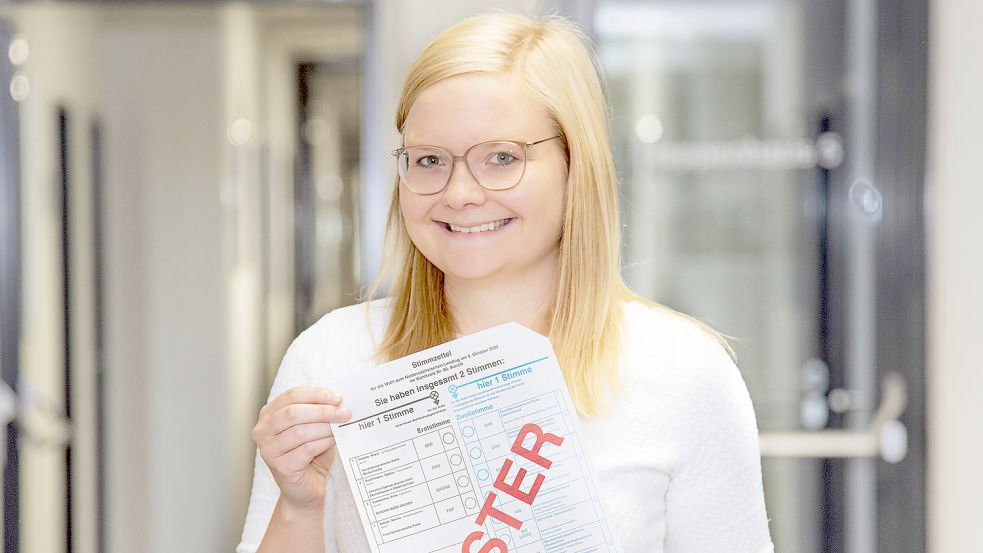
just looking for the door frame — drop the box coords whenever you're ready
[0,20,22,553]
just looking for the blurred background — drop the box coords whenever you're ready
[0,0,978,552]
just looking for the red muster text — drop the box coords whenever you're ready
[461,423,565,553]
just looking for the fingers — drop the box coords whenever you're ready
[252,387,352,445]
[252,386,354,480]
[262,403,352,436]
[263,422,336,458]
[263,387,343,415]
[274,437,337,476]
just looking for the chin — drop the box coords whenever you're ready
[434,262,505,283]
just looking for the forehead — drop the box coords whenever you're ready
[403,73,554,149]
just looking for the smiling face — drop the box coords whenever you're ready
[398,73,568,287]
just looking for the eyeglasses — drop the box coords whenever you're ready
[391,135,562,195]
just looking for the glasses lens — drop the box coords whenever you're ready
[399,146,452,194]
[468,142,526,190]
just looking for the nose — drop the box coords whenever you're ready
[442,156,486,209]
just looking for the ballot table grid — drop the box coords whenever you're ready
[348,427,482,545]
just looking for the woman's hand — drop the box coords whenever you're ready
[251,387,352,512]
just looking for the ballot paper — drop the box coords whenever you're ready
[330,322,623,553]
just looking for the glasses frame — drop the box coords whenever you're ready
[391,135,562,195]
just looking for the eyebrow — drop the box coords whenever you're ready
[400,130,531,149]
[401,138,498,149]
[401,137,536,149]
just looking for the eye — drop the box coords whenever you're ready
[490,151,518,166]
[416,154,443,168]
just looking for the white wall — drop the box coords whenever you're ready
[97,8,231,552]
[99,5,368,550]
[926,1,983,551]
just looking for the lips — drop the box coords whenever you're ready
[444,218,513,234]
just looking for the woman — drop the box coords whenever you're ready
[239,12,773,553]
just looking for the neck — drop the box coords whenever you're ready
[444,253,558,336]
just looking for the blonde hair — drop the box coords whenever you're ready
[368,12,729,416]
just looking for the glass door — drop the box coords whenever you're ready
[590,0,925,551]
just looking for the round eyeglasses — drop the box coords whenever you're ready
[392,135,562,195]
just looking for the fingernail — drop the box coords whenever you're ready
[336,406,352,418]
[326,391,341,403]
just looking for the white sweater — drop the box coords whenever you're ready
[237,300,774,553]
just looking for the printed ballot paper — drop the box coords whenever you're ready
[330,322,623,553]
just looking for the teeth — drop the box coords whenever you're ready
[448,219,510,233]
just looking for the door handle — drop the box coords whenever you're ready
[759,372,907,463]
[1,380,73,454]
[0,381,16,475]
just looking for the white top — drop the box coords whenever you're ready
[237,299,774,553]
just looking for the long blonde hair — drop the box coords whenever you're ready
[370,12,660,416]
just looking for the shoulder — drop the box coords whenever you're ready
[619,298,761,453]
[273,299,391,391]
[618,299,747,404]
[291,299,390,354]
[620,299,733,369]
